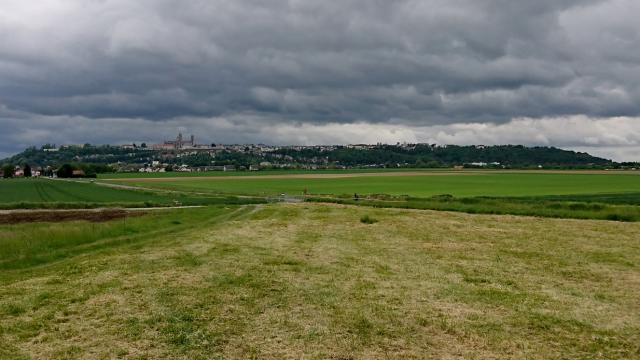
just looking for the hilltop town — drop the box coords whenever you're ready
[2,133,637,178]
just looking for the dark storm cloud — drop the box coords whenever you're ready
[1,0,640,160]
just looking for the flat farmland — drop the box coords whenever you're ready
[0,179,168,204]
[109,171,640,197]
[0,179,264,208]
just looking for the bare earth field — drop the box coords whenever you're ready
[0,209,143,225]
[1,204,639,359]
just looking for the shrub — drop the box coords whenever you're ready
[605,213,634,222]
[360,215,378,224]
[56,164,74,178]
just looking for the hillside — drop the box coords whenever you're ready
[1,144,618,170]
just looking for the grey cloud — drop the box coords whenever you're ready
[0,0,639,159]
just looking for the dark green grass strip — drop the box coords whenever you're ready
[307,194,640,222]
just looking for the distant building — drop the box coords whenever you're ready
[155,133,196,150]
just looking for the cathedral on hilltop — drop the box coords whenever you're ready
[153,133,195,150]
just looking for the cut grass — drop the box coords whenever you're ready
[1,204,639,358]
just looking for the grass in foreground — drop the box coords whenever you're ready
[1,204,639,358]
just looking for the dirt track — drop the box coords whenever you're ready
[107,169,637,183]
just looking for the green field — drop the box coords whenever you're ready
[2,204,639,358]
[98,168,449,179]
[0,179,169,204]
[115,172,640,197]
[0,178,264,209]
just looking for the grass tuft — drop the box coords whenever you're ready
[360,215,379,224]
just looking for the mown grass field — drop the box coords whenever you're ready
[113,171,640,198]
[1,204,639,358]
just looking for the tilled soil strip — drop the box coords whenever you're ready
[0,209,146,224]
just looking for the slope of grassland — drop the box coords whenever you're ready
[114,172,640,198]
[1,204,639,359]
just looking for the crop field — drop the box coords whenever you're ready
[99,168,451,179]
[0,179,264,209]
[0,179,172,204]
[1,204,639,358]
[110,171,640,198]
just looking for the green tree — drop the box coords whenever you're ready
[2,165,14,178]
[23,164,32,177]
[56,164,74,178]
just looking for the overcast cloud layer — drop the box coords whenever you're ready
[1,0,640,160]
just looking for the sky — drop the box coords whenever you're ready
[1,0,640,161]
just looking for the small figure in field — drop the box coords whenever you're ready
[303,188,308,196]
[354,193,359,201]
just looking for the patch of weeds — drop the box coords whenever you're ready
[52,345,83,358]
[32,292,52,308]
[436,314,459,335]
[416,316,431,327]
[524,312,591,332]
[349,314,375,341]
[263,256,303,267]
[207,243,241,256]
[124,317,144,340]
[605,213,634,222]
[587,251,635,267]
[459,197,481,204]
[210,271,268,291]
[0,346,29,360]
[45,276,64,285]
[301,327,325,341]
[174,252,203,267]
[463,275,492,284]
[1,303,27,316]
[374,263,392,276]
[295,230,322,244]
[360,215,378,224]
[161,308,223,354]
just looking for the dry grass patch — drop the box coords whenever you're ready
[1,204,639,359]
